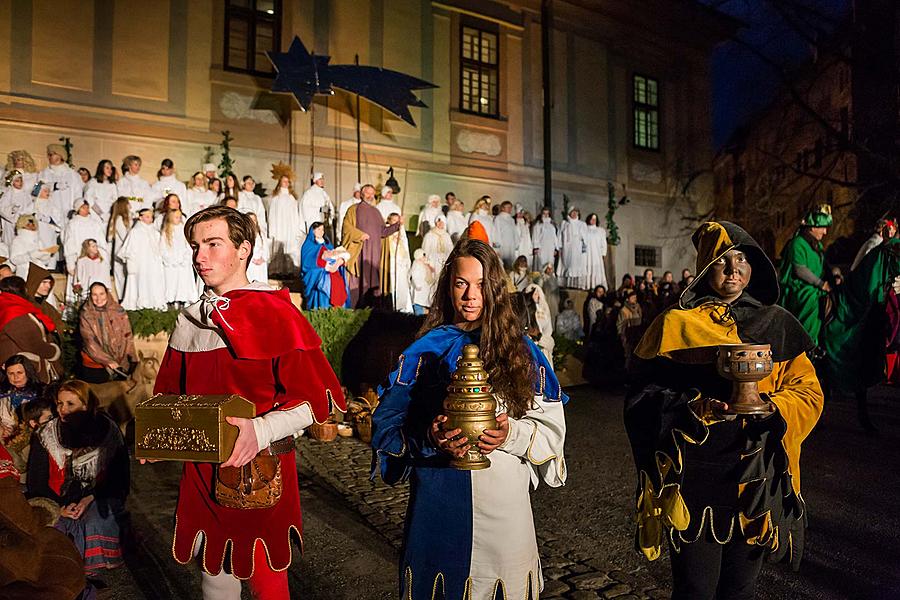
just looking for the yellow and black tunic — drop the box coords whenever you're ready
[624,221,824,568]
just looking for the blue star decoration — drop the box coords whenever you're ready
[268,37,437,127]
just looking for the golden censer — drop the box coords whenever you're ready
[443,344,498,470]
[716,344,774,415]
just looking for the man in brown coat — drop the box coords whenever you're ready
[0,289,61,382]
[0,444,85,600]
[341,183,403,308]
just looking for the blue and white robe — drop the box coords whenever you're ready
[372,325,568,600]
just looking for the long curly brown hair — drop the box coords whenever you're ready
[420,239,535,418]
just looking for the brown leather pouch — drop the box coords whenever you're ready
[214,449,283,509]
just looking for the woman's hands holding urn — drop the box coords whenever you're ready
[477,413,509,455]
[430,413,510,457]
[430,415,470,458]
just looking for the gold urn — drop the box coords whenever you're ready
[443,344,498,470]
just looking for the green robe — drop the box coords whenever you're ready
[823,238,900,391]
[778,234,827,344]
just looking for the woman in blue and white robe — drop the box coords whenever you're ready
[373,238,567,600]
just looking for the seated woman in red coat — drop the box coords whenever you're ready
[300,221,350,309]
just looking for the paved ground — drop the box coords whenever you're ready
[96,384,899,599]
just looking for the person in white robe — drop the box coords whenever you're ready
[116,155,154,217]
[83,160,118,222]
[154,193,184,229]
[468,196,494,245]
[377,186,404,222]
[493,200,519,268]
[540,262,561,325]
[151,158,188,211]
[509,256,532,292]
[409,248,435,315]
[73,239,112,296]
[525,282,555,367]
[4,151,39,195]
[246,213,269,284]
[584,213,608,289]
[446,199,469,243]
[107,198,133,300]
[0,171,33,244]
[421,215,453,275]
[9,215,57,280]
[298,172,333,235]
[119,209,166,310]
[220,173,241,202]
[237,176,268,238]
[416,194,443,237]
[386,212,413,313]
[158,209,196,306]
[38,144,84,225]
[514,207,533,262]
[185,172,217,217]
[203,163,218,186]
[267,175,304,274]
[532,207,559,272]
[32,183,63,268]
[63,198,109,302]
[336,183,361,241]
[558,208,589,289]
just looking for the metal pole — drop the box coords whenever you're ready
[541,0,553,210]
[356,54,362,183]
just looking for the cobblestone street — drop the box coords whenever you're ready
[101,384,900,599]
[296,384,900,600]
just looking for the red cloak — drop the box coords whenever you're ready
[153,286,345,579]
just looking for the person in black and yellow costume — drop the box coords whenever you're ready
[624,221,824,600]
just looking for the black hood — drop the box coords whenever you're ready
[680,221,780,308]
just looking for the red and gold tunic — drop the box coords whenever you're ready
[153,284,345,579]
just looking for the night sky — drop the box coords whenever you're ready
[704,0,850,149]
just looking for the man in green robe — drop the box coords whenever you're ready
[778,204,833,347]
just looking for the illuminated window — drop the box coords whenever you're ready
[460,25,499,118]
[633,74,660,150]
[225,0,281,76]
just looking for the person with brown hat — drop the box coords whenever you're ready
[37,143,83,226]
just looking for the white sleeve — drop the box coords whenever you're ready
[498,395,567,488]
[252,402,315,450]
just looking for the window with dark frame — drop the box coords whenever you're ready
[633,74,660,150]
[224,0,281,77]
[634,245,661,268]
[460,24,500,118]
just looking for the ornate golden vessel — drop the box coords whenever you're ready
[443,344,497,470]
[716,344,774,415]
[135,394,255,462]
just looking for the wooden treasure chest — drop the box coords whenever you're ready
[135,394,255,463]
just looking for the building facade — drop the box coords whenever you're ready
[712,46,857,260]
[0,0,733,279]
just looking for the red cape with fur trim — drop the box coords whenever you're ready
[154,286,345,579]
[0,292,56,333]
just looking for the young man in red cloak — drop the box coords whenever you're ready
[150,206,345,599]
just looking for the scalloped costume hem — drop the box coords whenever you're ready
[633,391,804,563]
[172,515,303,580]
[403,566,539,600]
